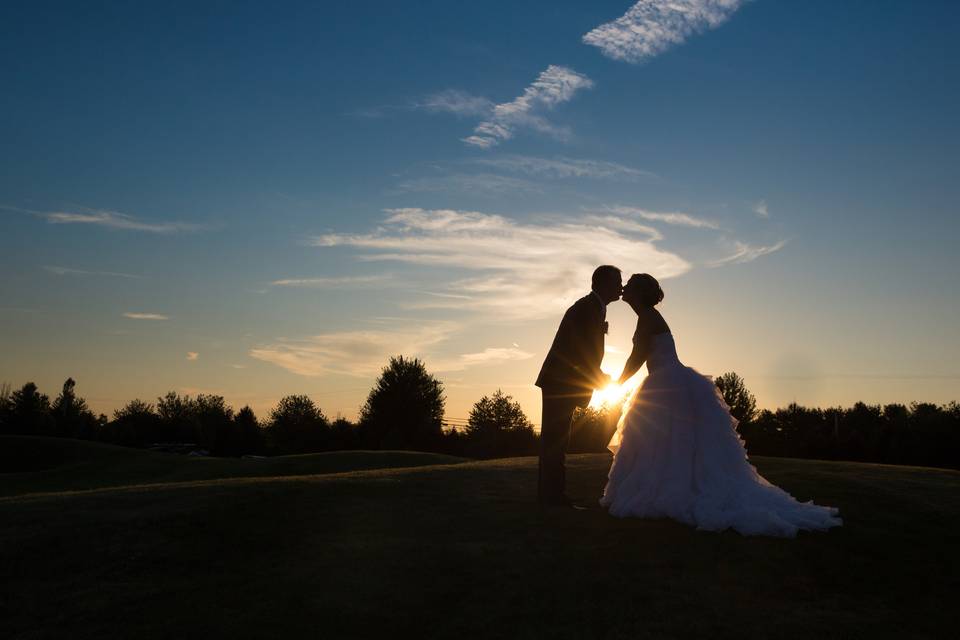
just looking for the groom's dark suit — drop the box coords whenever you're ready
[535,292,607,503]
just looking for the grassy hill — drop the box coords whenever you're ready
[1,438,957,639]
[0,436,465,498]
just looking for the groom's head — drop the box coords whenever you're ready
[592,265,623,304]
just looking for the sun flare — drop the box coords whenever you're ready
[589,373,644,410]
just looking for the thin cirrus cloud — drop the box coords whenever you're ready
[453,347,533,368]
[312,207,690,320]
[250,320,532,378]
[395,173,544,195]
[269,274,393,288]
[581,215,664,240]
[44,265,142,278]
[583,0,748,64]
[602,205,720,229]
[462,65,594,149]
[2,205,204,233]
[415,89,494,117]
[708,239,787,267]
[393,156,655,196]
[249,322,461,377]
[473,156,656,181]
[123,312,169,320]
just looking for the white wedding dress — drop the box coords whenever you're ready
[600,333,842,537]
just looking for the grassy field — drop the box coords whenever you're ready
[0,436,465,497]
[2,437,958,639]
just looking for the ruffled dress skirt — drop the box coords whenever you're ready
[600,334,842,538]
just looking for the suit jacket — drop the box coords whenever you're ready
[535,293,606,403]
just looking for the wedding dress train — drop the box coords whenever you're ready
[600,333,842,537]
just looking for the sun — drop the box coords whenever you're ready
[589,372,644,410]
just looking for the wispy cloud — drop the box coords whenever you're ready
[708,239,786,267]
[415,291,475,301]
[123,312,169,320]
[357,90,493,120]
[473,155,656,181]
[250,322,460,377]
[454,347,533,367]
[0,307,39,313]
[3,205,204,233]
[250,318,533,378]
[582,215,664,240]
[603,205,720,229]
[44,265,142,278]
[415,90,494,117]
[395,173,543,195]
[583,0,747,64]
[186,352,199,361]
[463,65,594,148]
[313,207,690,320]
[753,200,769,218]
[392,156,654,197]
[269,275,392,288]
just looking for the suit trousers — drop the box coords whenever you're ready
[538,390,586,502]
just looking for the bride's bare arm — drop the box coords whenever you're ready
[617,341,648,384]
[618,311,657,384]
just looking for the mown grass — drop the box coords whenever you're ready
[1,437,957,639]
[0,436,465,497]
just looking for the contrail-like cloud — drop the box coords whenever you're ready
[583,0,747,64]
[44,266,142,278]
[2,205,204,234]
[269,275,392,288]
[708,239,786,267]
[602,205,720,229]
[463,65,593,149]
[474,156,656,181]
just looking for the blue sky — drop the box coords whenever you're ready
[2,0,958,424]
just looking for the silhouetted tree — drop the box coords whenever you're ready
[715,372,757,425]
[107,399,162,447]
[438,424,470,457]
[232,406,265,455]
[156,391,201,443]
[329,416,359,450]
[0,382,12,433]
[268,395,329,453]
[51,378,98,440]
[465,389,537,458]
[193,394,234,455]
[359,356,445,451]
[0,382,55,436]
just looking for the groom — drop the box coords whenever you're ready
[535,265,622,506]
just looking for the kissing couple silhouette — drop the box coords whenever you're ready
[534,266,841,537]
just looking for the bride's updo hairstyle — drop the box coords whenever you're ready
[627,273,664,306]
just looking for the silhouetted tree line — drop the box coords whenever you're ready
[0,358,533,459]
[713,372,960,470]
[2,368,957,469]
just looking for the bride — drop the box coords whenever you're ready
[600,274,842,537]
